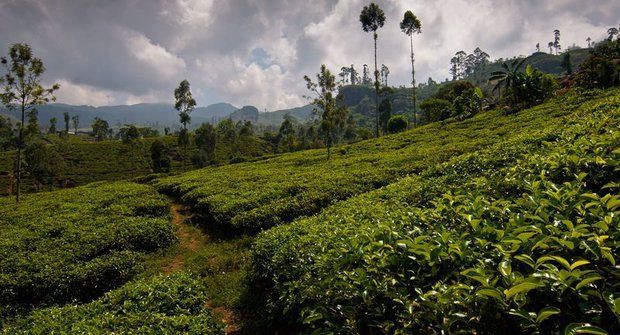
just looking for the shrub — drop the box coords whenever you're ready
[247,96,620,334]
[2,273,225,334]
[150,140,171,173]
[419,98,452,122]
[386,115,408,133]
[0,181,175,316]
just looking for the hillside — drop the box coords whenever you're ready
[0,134,272,196]
[1,88,618,334]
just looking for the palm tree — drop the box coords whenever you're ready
[400,10,422,127]
[489,58,527,100]
[553,29,561,55]
[360,2,386,138]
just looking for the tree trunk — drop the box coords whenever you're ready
[16,101,25,204]
[410,34,417,127]
[373,32,379,138]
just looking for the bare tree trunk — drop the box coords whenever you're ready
[410,34,417,127]
[16,100,25,204]
[373,32,379,138]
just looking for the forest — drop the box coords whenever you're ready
[0,2,619,335]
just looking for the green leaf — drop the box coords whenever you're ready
[505,281,541,299]
[499,259,512,277]
[476,286,503,301]
[570,260,590,270]
[536,307,560,323]
[564,323,608,335]
[575,275,603,290]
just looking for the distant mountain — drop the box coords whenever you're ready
[0,102,238,129]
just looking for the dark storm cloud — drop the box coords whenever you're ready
[0,0,617,108]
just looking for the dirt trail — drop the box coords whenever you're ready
[163,202,241,334]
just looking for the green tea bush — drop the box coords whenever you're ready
[155,89,619,233]
[2,273,225,334]
[247,92,620,334]
[0,181,175,316]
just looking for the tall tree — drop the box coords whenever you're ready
[63,112,70,133]
[553,29,561,55]
[548,41,554,54]
[0,43,59,203]
[360,2,386,138]
[380,64,390,86]
[450,57,459,80]
[71,115,79,133]
[174,79,196,146]
[304,65,348,160]
[536,43,540,52]
[400,10,422,127]
[48,117,57,134]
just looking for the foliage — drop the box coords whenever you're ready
[0,43,59,203]
[91,117,109,141]
[453,87,484,119]
[174,80,196,133]
[304,64,349,159]
[154,90,618,233]
[2,273,225,334]
[419,98,452,123]
[574,39,620,89]
[248,91,620,334]
[23,140,62,190]
[0,181,175,316]
[119,125,141,144]
[386,115,407,134]
[150,140,171,173]
[193,123,217,167]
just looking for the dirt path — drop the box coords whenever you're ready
[163,202,241,334]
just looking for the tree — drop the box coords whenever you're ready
[450,57,459,80]
[119,124,140,143]
[378,98,392,133]
[0,115,16,150]
[420,98,452,123]
[561,52,573,75]
[400,10,422,127]
[174,79,196,146]
[48,117,57,134]
[586,37,592,48]
[553,29,561,55]
[194,123,217,165]
[362,64,371,85]
[536,43,540,52]
[548,42,554,54]
[24,140,61,191]
[489,58,526,99]
[150,140,171,173]
[25,109,40,137]
[63,112,70,134]
[277,118,296,152]
[387,115,408,133]
[71,115,79,133]
[304,64,348,160]
[608,27,619,41]
[91,117,109,141]
[360,2,386,138]
[380,64,390,86]
[0,43,59,203]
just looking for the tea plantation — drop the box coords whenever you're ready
[0,89,618,334]
[248,92,620,333]
[155,89,618,233]
[0,181,175,316]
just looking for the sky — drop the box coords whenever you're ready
[0,0,618,111]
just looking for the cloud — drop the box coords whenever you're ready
[0,0,618,110]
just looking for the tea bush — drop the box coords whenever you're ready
[248,93,620,334]
[0,181,175,316]
[2,273,225,334]
[155,89,619,232]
